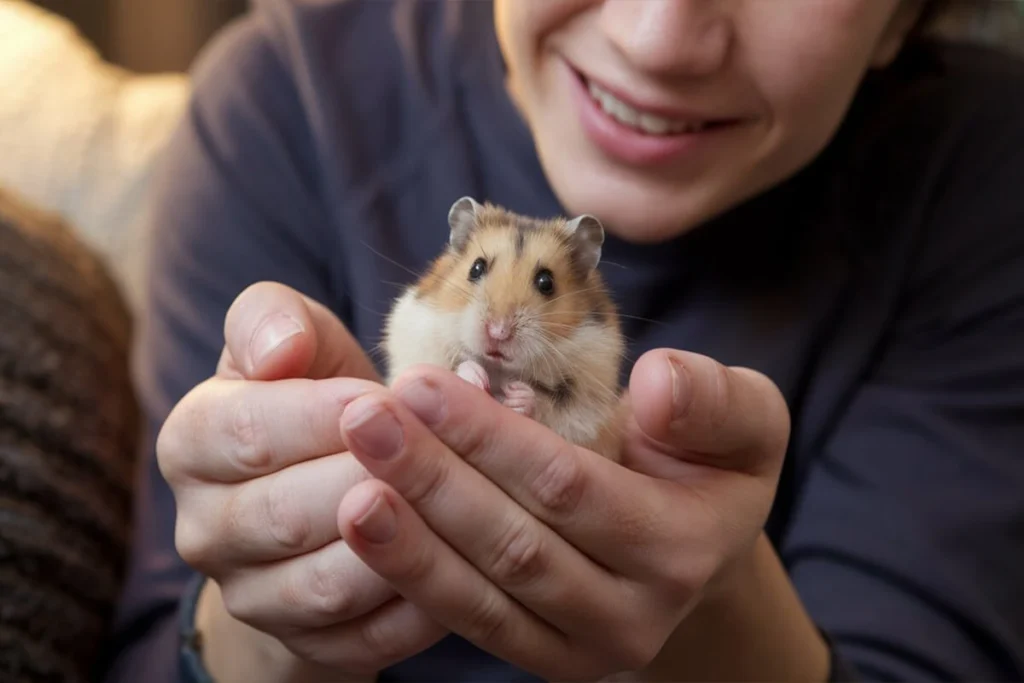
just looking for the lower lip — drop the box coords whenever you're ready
[565,62,731,167]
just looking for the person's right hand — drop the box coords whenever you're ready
[156,282,449,681]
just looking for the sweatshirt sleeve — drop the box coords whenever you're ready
[96,15,337,683]
[779,93,1024,680]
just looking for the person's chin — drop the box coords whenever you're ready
[538,155,717,243]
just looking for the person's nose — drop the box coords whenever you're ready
[599,0,731,79]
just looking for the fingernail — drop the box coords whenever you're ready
[250,313,303,368]
[668,357,693,419]
[354,493,397,544]
[396,378,447,426]
[342,399,403,460]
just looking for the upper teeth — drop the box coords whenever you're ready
[588,80,706,135]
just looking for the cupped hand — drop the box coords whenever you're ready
[333,349,789,681]
[157,282,448,678]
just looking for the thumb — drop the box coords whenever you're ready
[623,349,790,476]
[218,281,381,383]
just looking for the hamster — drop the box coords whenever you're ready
[381,196,627,463]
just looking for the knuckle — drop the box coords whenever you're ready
[174,517,212,569]
[528,447,586,515]
[401,451,453,510]
[280,633,322,666]
[400,534,438,585]
[463,590,507,645]
[229,398,273,474]
[452,410,496,465]
[488,516,547,587]
[302,553,354,619]
[662,547,716,605]
[358,613,408,665]
[156,389,204,484]
[219,581,255,624]
[155,421,183,483]
[262,474,311,551]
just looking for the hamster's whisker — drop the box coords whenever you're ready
[537,336,563,385]
[537,320,637,353]
[539,286,607,309]
[613,312,666,326]
[530,311,604,321]
[525,329,567,386]
[547,329,631,375]
[520,331,549,381]
[358,240,423,280]
[531,306,661,327]
[415,268,477,304]
[541,337,620,405]
[537,332,588,382]
[358,239,478,305]
[350,300,388,317]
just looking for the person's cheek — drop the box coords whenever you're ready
[736,0,889,176]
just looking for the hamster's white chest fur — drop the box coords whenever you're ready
[382,288,466,383]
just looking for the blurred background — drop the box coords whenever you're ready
[27,0,247,72]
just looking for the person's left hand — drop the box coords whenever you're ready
[334,348,789,681]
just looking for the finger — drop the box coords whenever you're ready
[222,281,381,382]
[337,480,598,681]
[336,387,628,637]
[159,376,378,484]
[386,365,670,572]
[285,597,448,675]
[177,452,371,569]
[219,539,397,632]
[626,348,790,474]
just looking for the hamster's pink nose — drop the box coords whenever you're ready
[486,318,513,342]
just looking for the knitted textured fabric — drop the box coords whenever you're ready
[0,187,139,682]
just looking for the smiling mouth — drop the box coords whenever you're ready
[574,68,735,137]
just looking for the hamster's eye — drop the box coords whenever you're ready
[534,268,555,296]
[468,257,487,281]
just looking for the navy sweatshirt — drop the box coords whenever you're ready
[97,1,1024,681]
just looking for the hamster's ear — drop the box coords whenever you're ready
[448,196,481,251]
[563,214,605,272]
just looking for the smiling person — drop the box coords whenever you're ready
[98,1,1024,682]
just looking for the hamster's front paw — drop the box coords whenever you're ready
[502,381,536,418]
[456,359,490,392]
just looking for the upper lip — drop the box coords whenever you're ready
[570,60,736,124]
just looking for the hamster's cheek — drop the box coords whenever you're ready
[457,305,485,354]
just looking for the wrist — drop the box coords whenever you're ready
[627,532,830,682]
[193,577,373,683]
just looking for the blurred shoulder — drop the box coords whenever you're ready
[836,39,1024,337]
[180,0,492,201]
[830,39,1024,258]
